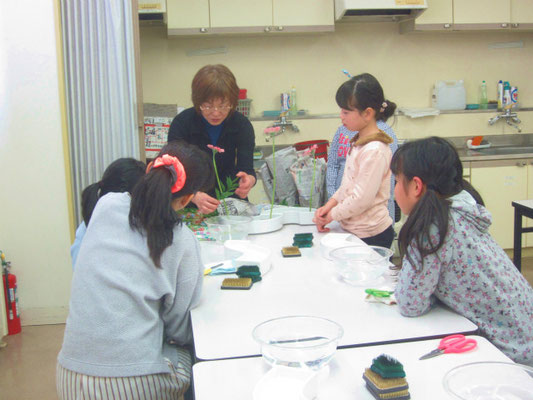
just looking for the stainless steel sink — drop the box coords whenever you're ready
[473,146,533,156]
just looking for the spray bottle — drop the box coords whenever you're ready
[503,81,512,110]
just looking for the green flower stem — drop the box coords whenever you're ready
[270,135,276,219]
[212,151,229,215]
[309,153,316,211]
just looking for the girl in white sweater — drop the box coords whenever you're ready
[57,141,214,399]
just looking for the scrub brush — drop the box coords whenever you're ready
[370,354,406,378]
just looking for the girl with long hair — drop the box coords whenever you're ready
[392,136,533,366]
[58,141,214,398]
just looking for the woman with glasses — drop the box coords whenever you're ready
[167,64,256,214]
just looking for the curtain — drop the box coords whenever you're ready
[61,0,140,224]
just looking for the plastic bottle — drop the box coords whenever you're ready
[503,81,511,109]
[289,86,297,116]
[479,80,488,109]
[511,86,519,109]
[497,80,503,110]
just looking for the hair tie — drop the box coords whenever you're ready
[151,154,187,193]
[426,183,438,191]
[380,101,388,113]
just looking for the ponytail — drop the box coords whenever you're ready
[81,182,101,226]
[379,99,396,122]
[129,171,180,268]
[129,141,213,268]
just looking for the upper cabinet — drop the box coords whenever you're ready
[453,0,511,30]
[510,0,533,28]
[400,0,453,31]
[167,0,334,36]
[400,0,533,33]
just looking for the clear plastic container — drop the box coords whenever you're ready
[252,316,343,371]
[443,361,533,400]
[205,215,252,243]
[330,245,392,286]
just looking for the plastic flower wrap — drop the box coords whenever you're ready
[264,126,281,218]
[303,145,318,211]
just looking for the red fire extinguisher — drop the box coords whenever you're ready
[1,251,21,335]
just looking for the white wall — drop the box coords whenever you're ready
[0,1,72,325]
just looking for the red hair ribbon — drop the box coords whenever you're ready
[152,154,187,193]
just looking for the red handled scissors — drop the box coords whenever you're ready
[419,334,477,360]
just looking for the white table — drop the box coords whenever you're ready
[193,336,512,400]
[191,224,477,361]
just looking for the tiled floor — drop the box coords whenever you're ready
[1,259,533,400]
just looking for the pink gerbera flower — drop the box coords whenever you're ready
[303,144,318,157]
[207,144,225,153]
[264,126,281,135]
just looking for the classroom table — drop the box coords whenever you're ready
[193,336,513,400]
[512,199,533,272]
[191,223,477,361]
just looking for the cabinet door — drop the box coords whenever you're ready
[167,0,209,32]
[210,0,272,29]
[454,0,511,29]
[416,0,453,27]
[272,0,334,31]
[471,160,528,249]
[399,0,453,32]
[511,0,533,29]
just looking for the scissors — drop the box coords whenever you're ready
[365,288,393,298]
[419,334,477,360]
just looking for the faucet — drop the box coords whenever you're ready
[488,108,522,133]
[272,111,299,134]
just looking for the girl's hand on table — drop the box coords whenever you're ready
[192,192,220,214]
[314,207,333,232]
[234,172,256,198]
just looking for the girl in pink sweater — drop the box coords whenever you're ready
[314,73,396,248]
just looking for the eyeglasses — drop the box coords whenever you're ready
[199,104,232,113]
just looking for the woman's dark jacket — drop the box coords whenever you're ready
[167,107,256,198]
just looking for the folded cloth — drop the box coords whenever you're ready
[398,107,440,119]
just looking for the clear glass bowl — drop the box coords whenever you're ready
[205,215,252,243]
[329,245,392,286]
[443,361,533,400]
[252,316,344,371]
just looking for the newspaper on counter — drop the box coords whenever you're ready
[289,150,327,208]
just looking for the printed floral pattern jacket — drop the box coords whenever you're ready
[396,190,533,366]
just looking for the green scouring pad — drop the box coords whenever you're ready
[370,354,406,378]
[236,265,262,283]
[363,369,410,400]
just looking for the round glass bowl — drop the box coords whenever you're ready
[252,316,344,371]
[329,245,393,286]
[443,361,533,400]
[205,215,252,243]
